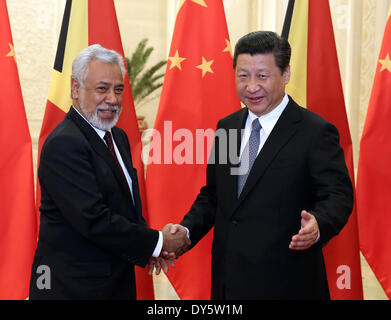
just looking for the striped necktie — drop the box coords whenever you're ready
[103,131,131,194]
[237,119,262,197]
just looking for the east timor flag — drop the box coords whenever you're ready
[357,5,391,299]
[282,0,363,299]
[37,0,154,299]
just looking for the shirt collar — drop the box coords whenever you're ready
[72,105,109,139]
[247,93,289,135]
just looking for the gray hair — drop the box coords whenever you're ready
[71,44,126,87]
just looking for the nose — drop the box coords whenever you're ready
[105,88,120,105]
[246,78,260,93]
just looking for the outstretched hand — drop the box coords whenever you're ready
[289,210,319,250]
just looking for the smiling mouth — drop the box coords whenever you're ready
[99,109,115,113]
[97,107,118,119]
[247,96,264,104]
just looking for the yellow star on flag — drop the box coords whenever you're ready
[6,43,16,62]
[196,56,214,77]
[223,39,232,57]
[379,53,391,73]
[179,0,207,11]
[168,50,187,70]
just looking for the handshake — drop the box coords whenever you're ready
[148,223,191,276]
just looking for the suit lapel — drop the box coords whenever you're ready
[68,108,135,209]
[221,108,248,213]
[232,99,302,215]
[111,128,142,218]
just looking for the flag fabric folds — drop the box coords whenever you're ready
[0,0,37,299]
[282,0,363,299]
[357,6,391,299]
[145,0,240,299]
[37,0,154,299]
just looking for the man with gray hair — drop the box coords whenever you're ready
[29,44,189,300]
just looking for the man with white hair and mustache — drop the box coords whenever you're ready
[29,44,189,300]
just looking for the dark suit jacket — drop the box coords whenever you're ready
[181,96,353,300]
[29,107,159,300]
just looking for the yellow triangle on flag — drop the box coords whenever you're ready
[47,0,88,113]
[285,0,308,109]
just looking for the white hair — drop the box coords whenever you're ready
[71,44,126,87]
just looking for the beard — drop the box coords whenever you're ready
[79,98,122,131]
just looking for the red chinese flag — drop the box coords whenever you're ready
[357,6,391,299]
[282,0,363,299]
[37,0,154,299]
[145,0,240,299]
[0,0,37,299]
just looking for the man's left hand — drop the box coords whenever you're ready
[148,257,175,276]
[289,210,319,250]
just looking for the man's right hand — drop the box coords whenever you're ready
[161,223,190,258]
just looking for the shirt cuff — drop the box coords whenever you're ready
[152,231,163,258]
[183,226,190,239]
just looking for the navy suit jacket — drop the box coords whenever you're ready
[181,97,353,299]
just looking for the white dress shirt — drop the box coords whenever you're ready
[239,93,289,159]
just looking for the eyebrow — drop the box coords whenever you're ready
[96,81,124,88]
[237,67,270,73]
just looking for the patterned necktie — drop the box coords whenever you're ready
[237,119,262,197]
[103,131,131,194]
